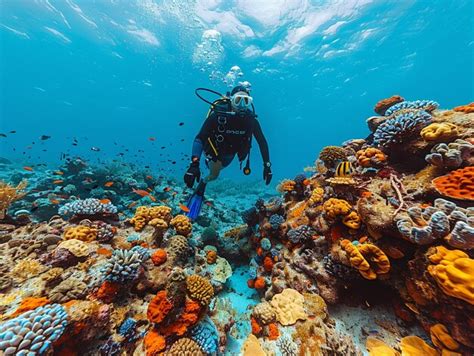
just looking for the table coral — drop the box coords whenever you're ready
[64,225,98,242]
[426,139,473,169]
[147,290,173,323]
[374,95,405,115]
[167,337,204,355]
[384,99,439,116]
[270,288,307,326]
[373,110,432,149]
[186,275,214,306]
[432,166,474,201]
[170,215,192,236]
[427,246,474,305]
[340,240,390,280]
[430,324,460,351]
[356,147,387,167]
[0,304,68,355]
[318,146,347,168]
[453,102,474,113]
[0,180,27,220]
[323,198,351,219]
[420,122,459,142]
[57,238,90,258]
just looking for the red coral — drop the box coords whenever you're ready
[144,329,166,356]
[247,279,255,288]
[251,316,262,336]
[268,322,280,340]
[12,297,50,317]
[453,102,474,113]
[96,281,120,303]
[432,166,474,201]
[158,298,202,336]
[147,290,173,324]
[151,249,167,266]
[254,277,266,290]
[263,256,274,272]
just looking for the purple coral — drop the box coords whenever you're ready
[287,225,315,244]
[269,214,285,230]
[373,110,432,149]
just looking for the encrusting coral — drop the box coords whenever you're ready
[340,240,390,280]
[432,166,474,201]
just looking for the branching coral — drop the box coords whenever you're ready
[186,275,214,306]
[426,139,473,169]
[170,215,192,236]
[59,198,117,217]
[0,180,27,219]
[318,146,347,168]
[0,304,68,355]
[340,240,390,280]
[420,122,459,142]
[101,249,142,283]
[373,110,432,149]
[427,246,474,305]
[356,147,387,168]
[384,99,439,116]
[374,95,405,115]
[432,166,474,201]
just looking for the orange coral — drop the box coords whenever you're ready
[356,147,387,167]
[97,247,113,257]
[323,198,351,219]
[151,249,167,266]
[170,215,192,236]
[287,201,308,220]
[432,166,474,201]
[206,250,217,264]
[251,316,262,336]
[254,277,266,289]
[268,322,279,340]
[277,179,296,192]
[130,205,172,231]
[263,256,274,272]
[247,279,255,288]
[158,298,201,336]
[96,281,120,303]
[147,290,174,323]
[340,240,390,280]
[144,329,166,356]
[453,102,474,113]
[64,225,98,242]
[374,95,404,115]
[12,297,50,317]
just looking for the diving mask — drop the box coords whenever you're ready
[231,91,253,110]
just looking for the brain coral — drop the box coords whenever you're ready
[318,146,347,167]
[64,225,98,242]
[170,215,192,236]
[59,198,117,217]
[270,288,307,326]
[48,277,87,303]
[426,139,473,169]
[186,275,214,306]
[252,301,276,325]
[0,304,68,355]
[101,249,142,283]
[340,240,390,280]
[56,239,89,257]
[323,198,351,219]
[428,245,474,305]
[384,99,439,116]
[167,337,204,356]
[420,122,458,142]
[374,95,405,115]
[373,110,432,149]
[432,166,474,201]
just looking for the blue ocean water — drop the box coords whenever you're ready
[1,0,473,181]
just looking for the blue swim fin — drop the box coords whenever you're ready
[186,181,206,221]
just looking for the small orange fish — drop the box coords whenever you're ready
[100,199,111,204]
[53,180,64,184]
[205,201,213,207]
[361,191,372,198]
[359,236,368,244]
[133,189,150,197]
[23,166,34,171]
[54,171,64,175]
[104,181,114,187]
[49,198,60,204]
[149,137,156,141]
[146,175,153,180]
[149,195,157,202]
[163,187,172,192]
[128,201,138,209]
[179,204,190,213]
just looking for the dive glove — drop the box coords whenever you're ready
[263,162,273,185]
[184,160,201,188]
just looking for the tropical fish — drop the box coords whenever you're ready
[335,161,353,177]
[0,133,6,138]
[100,199,111,204]
[91,146,101,152]
[146,175,153,180]
[23,166,34,171]
[49,198,60,204]
[179,204,190,213]
[149,195,157,202]
[40,135,51,140]
[179,122,184,126]
[53,180,64,184]
[163,187,172,192]
[133,189,151,197]
[149,137,156,141]
[128,201,138,209]
[54,171,64,175]
[104,181,114,187]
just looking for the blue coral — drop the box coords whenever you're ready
[101,249,142,283]
[126,233,142,243]
[260,238,272,251]
[59,198,118,217]
[269,214,285,230]
[373,110,432,148]
[0,304,68,356]
[287,225,315,244]
[130,246,150,261]
[270,248,280,258]
[384,99,439,116]
[118,318,137,342]
[249,266,258,279]
[190,316,219,355]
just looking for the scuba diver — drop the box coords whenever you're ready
[184,85,272,220]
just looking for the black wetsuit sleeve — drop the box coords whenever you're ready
[253,119,270,163]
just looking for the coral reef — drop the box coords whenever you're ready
[425,139,473,169]
[432,166,474,200]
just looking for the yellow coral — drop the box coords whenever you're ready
[277,179,296,193]
[340,240,390,280]
[427,246,474,305]
[57,239,90,257]
[399,336,437,356]
[356,147,387,168]
[130,205,172,231]
[148,205,172,223]
[366,337,399,356]
[342,211,361,229]
[64,225,98,242]
[11,259,45,281]
[149,218,168,229]
[270,288,307,326]
[430,324,460,351]
[170,214,192,236]
[420,123,458,142]
[0,180,27,219]
[186,275,214,306]
[241,334,266,356]
[308,187,324,206]
[323,198,351,219]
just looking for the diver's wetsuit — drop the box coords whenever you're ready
[191,104,270,182]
